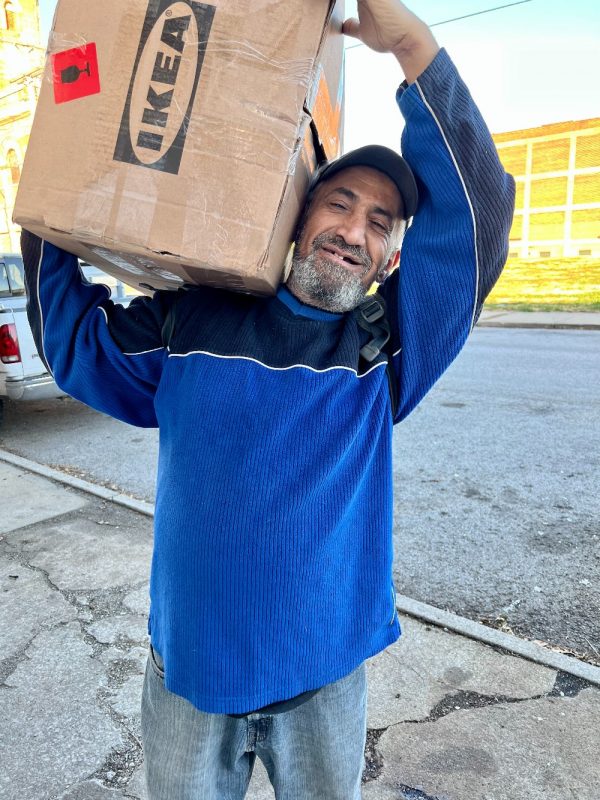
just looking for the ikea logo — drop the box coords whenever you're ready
[114,0,216,174]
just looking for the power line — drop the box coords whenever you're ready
[430,0,533,27]
[345,0,534,51]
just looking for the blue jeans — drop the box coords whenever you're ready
[141,647,367,799]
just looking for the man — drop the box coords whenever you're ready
[21,1,515,797]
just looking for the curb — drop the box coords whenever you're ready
[2,447,599,687]
[396,595,600,687]
[477,311,600,331]
[0,448,154,517]
[477,320,600,330]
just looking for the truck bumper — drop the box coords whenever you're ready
[4,373,66,401]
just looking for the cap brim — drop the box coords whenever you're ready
[313,144,418,220]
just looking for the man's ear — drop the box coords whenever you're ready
[376,250,400,284]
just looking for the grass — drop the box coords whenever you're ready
[484,257,600,311]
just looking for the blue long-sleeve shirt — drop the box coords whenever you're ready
[23,49,515,714]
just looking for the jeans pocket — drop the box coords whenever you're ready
[149,644,165,680]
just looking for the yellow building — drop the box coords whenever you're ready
[494,118,600,259]
[0,0,44,253]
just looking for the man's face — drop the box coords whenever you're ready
[287,166,403,312]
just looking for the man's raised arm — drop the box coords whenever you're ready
[345,0,516,421]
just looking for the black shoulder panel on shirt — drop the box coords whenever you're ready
[165,287,388,375]
[20,229,50,371]
[101,289,181,354]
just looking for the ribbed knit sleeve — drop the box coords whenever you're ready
[21,230,174,427]
[381,48,515,421]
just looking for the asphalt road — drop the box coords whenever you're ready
[1,327,598,660]
[391,328,599,662]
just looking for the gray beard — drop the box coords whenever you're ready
[287,235,372,313]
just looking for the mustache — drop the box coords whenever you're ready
[310,234,372,271]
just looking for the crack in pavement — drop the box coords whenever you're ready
[1,548,148,794]
[91,737,144,792]
[549,670,591,697]
[0,613,75,687]
[3,545,147,654]
[2,556,119,660]
[363,728,386,783]
[396,786,446,800]
[0,628,39,686]
[403,668,592,724]
[1,546,65,595]
[406,688,543,724]
[362,669,594,784]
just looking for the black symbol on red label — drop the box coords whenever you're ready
[52,44,101,104]
[60,62,91,85]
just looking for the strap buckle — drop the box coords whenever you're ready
[359,297,385,325]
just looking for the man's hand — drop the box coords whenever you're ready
[342,0,439,83]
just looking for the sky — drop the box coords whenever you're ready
[37,0,600,153]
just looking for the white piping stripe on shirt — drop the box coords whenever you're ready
[414,79,480,333]
[36,240,53,378]
[123,347,165,356]
[168,349,387,379]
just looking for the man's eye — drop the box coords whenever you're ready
[372,220,389,232]
[330,202,347,210]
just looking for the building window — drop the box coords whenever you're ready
[4,0,22,32]
[579,249,592,257]
[509,251,518,259]
[573,173,600,205]
[529,211,565,241]
[7,150,20,184]
[539,251,552,258]
[575,133,600,170]
[531,137,570,174]
[530,176,568,209]
[572,208,600,240]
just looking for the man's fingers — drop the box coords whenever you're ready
[342,17,361,39]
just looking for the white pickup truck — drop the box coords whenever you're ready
[0,252,62,426]
[0,252,135,427]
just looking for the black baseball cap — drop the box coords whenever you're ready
[310,144,419,220]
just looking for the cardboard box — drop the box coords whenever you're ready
[14,0,345,294]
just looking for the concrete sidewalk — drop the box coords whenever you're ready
[478,308,600,329]
[2,457,600,800]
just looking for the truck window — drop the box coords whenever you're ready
[6,258,25,295]
[0,256,25,296]
[0,264,9,297]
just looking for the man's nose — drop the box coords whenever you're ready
[334,212,367,248]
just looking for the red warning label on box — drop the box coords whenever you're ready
[52,43,100,104]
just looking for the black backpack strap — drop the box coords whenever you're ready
[161,289,190,348]
[161,302,176,348]
[354,295,399,419]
